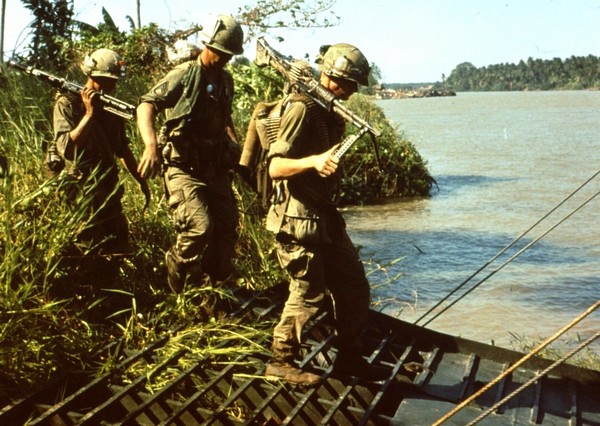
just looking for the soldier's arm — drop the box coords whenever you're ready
[268,101,339,179]
[136,102,162,179]
[269,146,339,179]
[67,87,98,147]
[120,145,151,209]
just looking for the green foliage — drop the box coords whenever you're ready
[446,55,600,91]
[19,0,74,70]
[1,2,435,406]
[68,21,182,81]
[230,61,286,133]
[338,94,435,205]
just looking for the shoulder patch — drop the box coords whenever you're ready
[153,81,169,96]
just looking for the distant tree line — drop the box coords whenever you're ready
[445,55,600,91]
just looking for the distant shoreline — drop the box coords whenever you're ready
[373,85,456,99]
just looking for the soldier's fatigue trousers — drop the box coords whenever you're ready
[65,174,128,253]
[164,166,239,282]
[272,227,370,362]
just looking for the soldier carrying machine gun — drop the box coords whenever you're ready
[240,37,382,209]
[8,58,138,178]
[7,60,136,121]
[254,37,381,162]
[250,39,394,386]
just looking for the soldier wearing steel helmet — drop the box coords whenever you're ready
[53,48,149,254]
[263,43,388,385]
[136,14,244,294]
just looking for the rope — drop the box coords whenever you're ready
[414,169,600,326]
[431,300,600,425]
[419,185,600,327]
[466,329,600,425]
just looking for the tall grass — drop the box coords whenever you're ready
[0,67,288,405]
[0,63,439,406]
[1,73,100,399]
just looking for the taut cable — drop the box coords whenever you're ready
[431,300,600,425]
[414,169,600,326]
[466,330,600,425]
[421,187,600,327]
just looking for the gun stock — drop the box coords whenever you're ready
[255,37,292,75]
[8,60,136,120]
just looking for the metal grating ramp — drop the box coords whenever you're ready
[1,284,599,425]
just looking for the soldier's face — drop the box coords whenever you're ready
[91,76,117,94]
[203,47,233,69]
[323,75,358,100]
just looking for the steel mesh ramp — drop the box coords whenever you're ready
[1,284,599,425]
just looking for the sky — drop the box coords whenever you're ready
[3,0,600,83]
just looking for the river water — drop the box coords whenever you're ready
[345,91,600,352]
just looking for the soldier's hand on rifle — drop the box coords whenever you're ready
[81,87,101,117]
[315,144,340,178]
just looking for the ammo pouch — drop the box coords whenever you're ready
[267,187,323,245]
[162,132,239,181]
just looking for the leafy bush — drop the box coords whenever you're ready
[0,27,434,405]
[339,94,435,205]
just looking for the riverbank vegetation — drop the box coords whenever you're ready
[1,1,597,409]
[0,3,436,405]
[445,55,600,91]
[382,55,600,94]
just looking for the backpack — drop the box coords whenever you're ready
[240,97,288,209]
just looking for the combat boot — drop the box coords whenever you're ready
[264,361,322,386]
[165,249,186,293]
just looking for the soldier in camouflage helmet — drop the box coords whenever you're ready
[262,43,388,385]
[136,14,244,294]
[318,42,371,86]
[54,48,149,255]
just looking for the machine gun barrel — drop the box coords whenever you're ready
[8,60,136,120]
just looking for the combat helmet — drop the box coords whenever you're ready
[316,43,370,86]
[201,14,244,56]
[81,48,125,79]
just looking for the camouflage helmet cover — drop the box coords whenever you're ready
[201,14,244,56]
[316,43,370,86]
[81,48,125,79]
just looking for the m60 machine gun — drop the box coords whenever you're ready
[8,60,136,120]
[254,37,381,162]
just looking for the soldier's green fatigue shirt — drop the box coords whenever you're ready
[139,60,239,281]
[53,92,129,250]
[266,94,371,362]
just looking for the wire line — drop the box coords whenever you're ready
[432,300,600,425]
[414,169,600,326]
